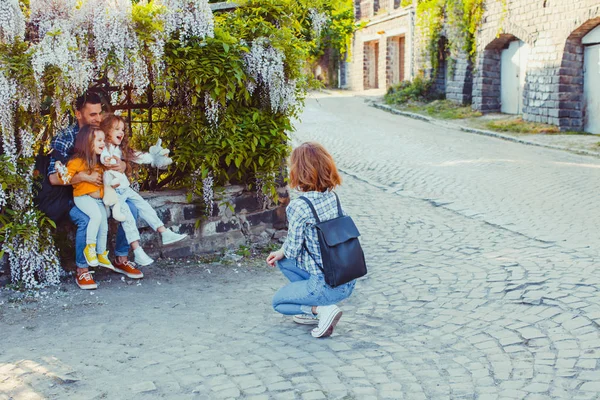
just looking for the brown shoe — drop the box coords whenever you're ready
[76,271,97,290]
[113,260,144,279]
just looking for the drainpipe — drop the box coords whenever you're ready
[409,1,416,79]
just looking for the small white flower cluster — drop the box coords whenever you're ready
[244,38,298,113]
[0,67,17,165]
[0,0,26,44]
[204,93,221,128]
[5,211,61,289]
[160,0,215,42]
[309,9,328,38]
[202,172,214,216]
[254,177,268,210]
[0,186,6,208]
[55,161,72,184]
[11,129,36,210]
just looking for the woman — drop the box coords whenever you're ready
[267,142,356,338]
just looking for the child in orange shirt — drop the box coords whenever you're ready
[56,125,112,270]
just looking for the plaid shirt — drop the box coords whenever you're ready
[48,124,79,176]
[283,190,345,276]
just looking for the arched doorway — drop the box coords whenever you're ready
[559,17,600,133]
[473,34,528,113]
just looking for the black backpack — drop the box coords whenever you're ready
[33,150,73,223]
[299,193,367,287]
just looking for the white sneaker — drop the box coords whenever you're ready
[161,229,188,246]
[133,247,154,266]
[293,314,319,325]
[311,305,342,338]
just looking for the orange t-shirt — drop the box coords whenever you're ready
[59,158,104,198]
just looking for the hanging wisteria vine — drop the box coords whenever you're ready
[309,9,328,38]
[0,0,25,44]
[244,38,298,113]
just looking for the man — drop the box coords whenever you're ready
[48,91,144,289]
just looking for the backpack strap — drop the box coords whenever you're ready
[332,191,343,218]
[298,196,325,275]
[298,196,320,223]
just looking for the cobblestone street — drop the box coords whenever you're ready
[2,92,600,399]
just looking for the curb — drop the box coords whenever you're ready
[371,102,600,159]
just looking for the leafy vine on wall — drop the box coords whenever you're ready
[416,0,486,74]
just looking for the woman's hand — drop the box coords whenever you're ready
[266,249,285,267]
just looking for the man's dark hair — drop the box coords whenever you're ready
[75,91,103,111]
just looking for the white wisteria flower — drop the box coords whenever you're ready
[202,172,214,216]
[244,38,298,113]
[0,0,26,44]
[309,8,328,38]
[204,93,221,128]
[160,0,214,42]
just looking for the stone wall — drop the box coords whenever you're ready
[348,2,414,90]
[472,0,600,131]
[136,186,288,259]
[48,186,288,269]
[446,51,473,105]
[386,35,406,87]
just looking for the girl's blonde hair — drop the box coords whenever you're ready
[289,142,341,192]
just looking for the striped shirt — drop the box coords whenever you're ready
[282,190,345,276]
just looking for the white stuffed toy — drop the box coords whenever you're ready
[101,139,173,221]
[135,139,173,169]
[100,156,127,222]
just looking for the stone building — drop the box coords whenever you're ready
[345,0,416,90]
[347,0,600,133]
[472,0,600,133]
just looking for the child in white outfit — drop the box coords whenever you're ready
[100,114,187,266]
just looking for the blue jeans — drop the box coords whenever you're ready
[272,258,355,315]
[69,200,138,268]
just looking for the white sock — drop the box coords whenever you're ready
[134,247,146,256]
[301,305,314,315]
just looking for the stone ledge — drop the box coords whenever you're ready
[53,186,288,267]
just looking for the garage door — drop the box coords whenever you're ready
[501,40,529,114]
[583,26,600,134]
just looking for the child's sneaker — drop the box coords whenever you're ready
[113,260,144,279]
[83,244,99,267]
[161,229,188,246]
[293,314,319,325]
[97,251,114,270]
[133,247,154,266]
[76,271,97,290]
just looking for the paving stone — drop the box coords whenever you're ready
[131,381,157,394]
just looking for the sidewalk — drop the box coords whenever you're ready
[371,102,600,158]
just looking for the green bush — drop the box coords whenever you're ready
[384,77,439,105]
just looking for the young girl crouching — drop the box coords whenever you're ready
[99,114,187,268]
[267,142,356,338]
